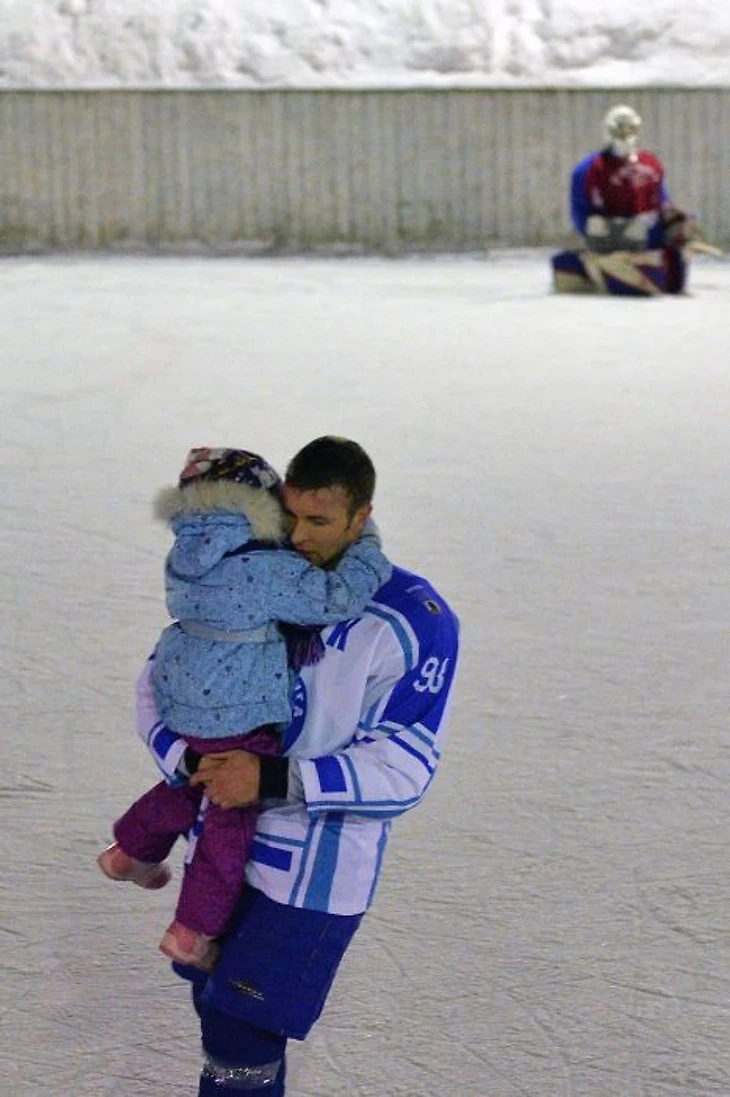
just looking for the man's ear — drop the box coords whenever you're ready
[350,502,372,537]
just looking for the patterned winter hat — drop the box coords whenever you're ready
[179,448,282,494]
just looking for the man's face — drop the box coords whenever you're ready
[282,483,371,567]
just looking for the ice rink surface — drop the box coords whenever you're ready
[2,252,729,1096]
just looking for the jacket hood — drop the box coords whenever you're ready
[155,479,285,543]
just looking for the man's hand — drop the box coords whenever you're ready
[189,750,261,809]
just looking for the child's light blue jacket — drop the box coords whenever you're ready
[152,508,391,738]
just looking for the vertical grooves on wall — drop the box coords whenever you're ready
[0,88,727,252]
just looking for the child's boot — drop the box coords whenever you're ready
[159,920,220,972]
[97,842,171,890]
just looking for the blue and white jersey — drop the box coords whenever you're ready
[138,565,459,916]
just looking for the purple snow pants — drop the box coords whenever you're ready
[113,730,278,937]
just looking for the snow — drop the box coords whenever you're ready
[1,0,730,88]
[3,252,730,1095]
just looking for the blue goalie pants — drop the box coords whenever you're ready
[174,886,363,1094]
[551,246,687,296]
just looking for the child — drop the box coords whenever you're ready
[98,447,391,970]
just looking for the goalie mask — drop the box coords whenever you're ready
[603,104,641,159]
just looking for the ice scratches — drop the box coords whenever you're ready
[490,984,579,1096]
[634,870,730,948]
[0,775,55,797]
[0,922,25,940]
[655,751,721,780]
[456,1036,539,1097]
[365,934,408,981]
[613,974,730,1012]
[316,1031,363,1097]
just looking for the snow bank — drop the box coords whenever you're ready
[1,0,729,89]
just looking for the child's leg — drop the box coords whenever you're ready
[172,803,260,938]
[158,729,278,968]
[158,802,259,970]
[167,728,277,934]
[113,780,203,864]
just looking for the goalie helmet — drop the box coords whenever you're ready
[603,104,641,159]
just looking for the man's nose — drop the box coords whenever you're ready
[289,521,305,545]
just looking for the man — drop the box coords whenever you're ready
[137,436,460,1095]
[552,104,692,295]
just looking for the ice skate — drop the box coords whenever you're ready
[97,842,171,890]
[159,920,220,972]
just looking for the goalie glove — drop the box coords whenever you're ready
[623,218,649,246]
[585,214,615,254]
[623,212,659,248]
[586,214,609,237]
[586,213,657,253]
[660,206,694,248]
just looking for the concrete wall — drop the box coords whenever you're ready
[0,88,727,253]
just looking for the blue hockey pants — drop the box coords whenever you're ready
[180,886,363,1094]
[198,1004,286,1095]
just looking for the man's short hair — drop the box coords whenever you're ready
[285,437,375,514]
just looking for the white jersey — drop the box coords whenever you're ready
[138,565,459,915]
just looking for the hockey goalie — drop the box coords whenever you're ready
[551,104,699,297]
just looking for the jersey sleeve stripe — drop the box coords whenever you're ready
[250,840,293,872]
[381,719,438,750]
[314,756,347,793]
[342,755,362,801]
[389,734,436,775]
[252,832,307,850]
[148,722,177,753]
[367,605,419,671]
[314,793,422,814]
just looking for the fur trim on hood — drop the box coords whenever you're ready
[155,480,285,543]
